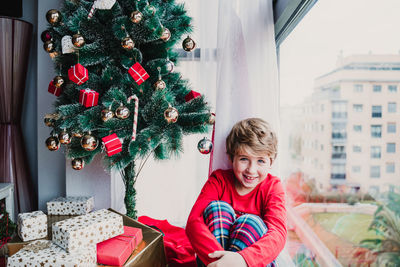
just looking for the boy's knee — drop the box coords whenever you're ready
[234,214,268,232]
[205,200,235,213]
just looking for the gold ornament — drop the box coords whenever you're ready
[208,113,216,125]
[72,33,85,48]
[101,108,114,122]
[43,41,55,53]
[197,137,213,154]
[53,76,65,88]
[59,130,71,144]
[130,11,143,24]
[115,104,130,119]
[153,79,166,91]
[46,136,60,151]
[46,9,62,25]
[164,105,178,123]
[80,133,99,151]
[182,36,196,52]
[121,37,135,50]
[73,132,83,138]
[49,51,60,59]
[160,27,171,42]
[44,117,54,127]
[165,60,174,73]
[71,158,85,170]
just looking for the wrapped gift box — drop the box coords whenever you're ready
[68,63,89,85]
[17,211,47,242]
[7,240,96,267]
[47,196,94,215]
[102,133,122,157]
[79,89,99,108]
[52,209,123,253]
[97,226,143,266]
[128,62,149,85]
[48,80,62,96]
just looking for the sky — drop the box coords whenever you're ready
[279,0,400,106]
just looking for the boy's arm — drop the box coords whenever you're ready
[238,179,287,267]
[186,173,225,265]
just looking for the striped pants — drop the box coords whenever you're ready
[198,200,276,267]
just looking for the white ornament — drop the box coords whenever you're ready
[61,35,75,54]
[88,0,116,18]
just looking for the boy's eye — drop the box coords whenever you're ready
[239,158,248,161]
[258,159,266,164]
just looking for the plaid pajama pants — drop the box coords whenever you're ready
[197,200,276,267]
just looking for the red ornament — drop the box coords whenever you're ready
[184,90,201,102]
[48,80,62,96]
[79,89,99,108]
[101,133,122,156]
[68,63,89,85]
[128,62,149,85]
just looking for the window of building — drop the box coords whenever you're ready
[388,85,398,93]
[331,164,346,179]
[352,166,361,173]
[353,125,362,132]
[354,84,363,92]
[370,166,380,178]
[353,104,363,112]
[388,102,397,113]
[373,85,382,92]
[368,185,380,195]
[332,145,346,159]
[387,123,396,133]
[332,101,347,118]
[353,145,362,152]
[371,125,382,138]
[386,162,395,173]
[387,143,396,153]
[320,144,324,151]
[371,146,381,158]
[332,123,347,139]
[372,105,382,118]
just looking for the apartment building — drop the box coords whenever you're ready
[299,54,400,194]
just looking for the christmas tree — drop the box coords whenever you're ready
[0,201,16,246]
[42,0,212,219]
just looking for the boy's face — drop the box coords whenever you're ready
[232,146,272,194]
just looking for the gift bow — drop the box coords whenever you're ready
[114,234,139,250]
[81,89,97,106]
[73,65,88,85]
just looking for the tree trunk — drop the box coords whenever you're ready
[123,162,137,219]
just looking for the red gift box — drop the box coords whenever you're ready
[68,63,89,85]
[48,80,62,96]
[97,226,143,266]
[101,133,122,156]
[128,62,149,85]
[79,89,99,108]
[184,90,201,102]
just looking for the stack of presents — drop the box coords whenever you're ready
[5,197,166,266]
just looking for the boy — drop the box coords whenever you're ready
[186,118,286,267]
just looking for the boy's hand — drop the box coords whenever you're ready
[207,251,248,267]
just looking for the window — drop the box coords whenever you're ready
[373,85,382,92]
[332,145,346,159]
[388,85,398,92]
[332,123,347,139]
[353,104,363,112]
[387,123,396,133]
[386,162,395,173]
[371,125,382,138]
[332,101,347,118]
[368,185,380,195]
[370,166,380,178]
[371,146,381,158]
[352,166,361,173]
[372,105,382,118]
[353,145,362,152]
[331,164,346,179]
[353,125,362,132]
[387,143,396,153]
[388,102,397,113]
[354,84,363,92]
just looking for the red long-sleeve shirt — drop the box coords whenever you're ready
[186,169,287,267]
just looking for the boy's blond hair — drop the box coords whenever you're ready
[226,118,277,162]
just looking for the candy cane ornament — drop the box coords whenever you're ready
[127,95,139,141]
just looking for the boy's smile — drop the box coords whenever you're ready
[232,147,272,195]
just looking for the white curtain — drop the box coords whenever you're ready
[211,0,280,174]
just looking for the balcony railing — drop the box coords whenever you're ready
[331,173,346,179]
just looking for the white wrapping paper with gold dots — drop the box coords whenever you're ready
[17,210,47,242]
[6,240,97,267]
[47,196,94,215]
[52,209,123,253]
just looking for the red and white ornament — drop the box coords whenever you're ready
[79,89,99,108]
[102,133,122,156]
[88,0,116,19]
[48,80,62,97]
[128,62,149,85]
[68,63,89,85]
[127,95,139,141]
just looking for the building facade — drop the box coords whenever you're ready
[299,54,400,194]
